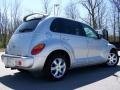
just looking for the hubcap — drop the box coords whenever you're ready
[51,58,66,78]
[107,53,118,66]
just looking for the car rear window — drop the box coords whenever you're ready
[15,19,40,33]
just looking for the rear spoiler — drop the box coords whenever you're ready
[23,13,48,22]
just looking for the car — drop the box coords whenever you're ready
[1,13,119,80]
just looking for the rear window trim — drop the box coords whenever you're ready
[15,19,40,34]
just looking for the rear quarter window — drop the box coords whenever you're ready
[15,19,40,34]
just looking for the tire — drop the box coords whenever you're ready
[43,54,68,81]
[106,50,119,67]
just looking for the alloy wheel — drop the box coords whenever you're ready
[50,58,66,79]
[107,53,118,66]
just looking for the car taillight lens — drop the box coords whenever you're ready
[31,43,45,55]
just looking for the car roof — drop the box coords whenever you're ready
[42,16,94,30]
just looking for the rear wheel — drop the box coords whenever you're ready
[106,51,119,66]
[43,54,68,80]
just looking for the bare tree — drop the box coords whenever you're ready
[0,0,22,48]
[112,0,120,11]
[41,0,52,15]
[113,0,120,42]
[96,1,106,29]
[0,8,2,41]
[65,1,80,20]
[81,0,103,29]
[110,6,117,42]
[10,0,22,35]
[110,0,120,42]
[0,0,9,48]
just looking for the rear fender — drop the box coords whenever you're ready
[38,39,75,68]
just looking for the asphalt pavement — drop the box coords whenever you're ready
[0,52,120,90]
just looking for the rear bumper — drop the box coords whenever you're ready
[1,54,34,69]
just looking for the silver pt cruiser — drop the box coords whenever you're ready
[1,14,119,80]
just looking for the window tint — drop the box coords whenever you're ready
[50,18,85,36]
[15,19,40,33]
[83,24,98,39]
[50,18,62,32]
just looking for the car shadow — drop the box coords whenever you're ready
[0,65,120,90]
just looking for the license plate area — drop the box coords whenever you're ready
[4,57,16,67]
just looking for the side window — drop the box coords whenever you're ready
[83,25,98,39]
[62,21,77,35]
[50,18,85,36]
[63,21,85,36]
[76,23,86,36]
[50,18,62,32]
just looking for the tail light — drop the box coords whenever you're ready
[31,43,45,55]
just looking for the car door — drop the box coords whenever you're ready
[59,19,88,66]
[83,24,105,65]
